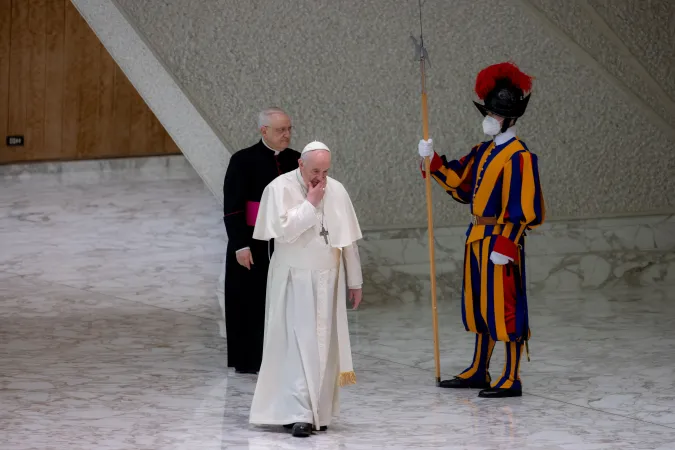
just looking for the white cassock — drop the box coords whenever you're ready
[248,168,363,429]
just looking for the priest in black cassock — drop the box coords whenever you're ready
[222,107,301,374]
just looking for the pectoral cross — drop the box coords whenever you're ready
[320,225,329,245]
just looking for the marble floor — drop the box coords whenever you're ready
[1,163,675,449]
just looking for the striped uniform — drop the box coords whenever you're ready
[423,136,545,390]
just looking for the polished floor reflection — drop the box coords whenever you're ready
[1,167,674,449]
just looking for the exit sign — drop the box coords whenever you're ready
[6,135,24,146]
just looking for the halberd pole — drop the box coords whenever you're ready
[411,0,441,386]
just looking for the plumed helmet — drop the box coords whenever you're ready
[473,62,533,119]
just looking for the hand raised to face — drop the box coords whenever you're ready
[307,179,326,207]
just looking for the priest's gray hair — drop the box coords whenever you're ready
[258,107,288,128]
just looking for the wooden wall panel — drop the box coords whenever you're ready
[0,0,181,165]
[97,43,115,157]
[7,0,28,145]
[112,66,132,156]
[61,0,80,160]
[44,0,64,159]
[75,1,99,160]
[164,130,180,154]
[27,0,47,161]
[0,0,11,147]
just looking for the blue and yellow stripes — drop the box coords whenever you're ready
[424,135,543,390]
[457,333,495,383]
[462,238,527,342]
[456,335,523,390]
[491,341,524,390]
[427,142,487,204]
[428,137,545,248]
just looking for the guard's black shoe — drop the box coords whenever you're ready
[234,367,258,374]
[478,387,522,398]
[439,376,491,389]
[291,422,312,437]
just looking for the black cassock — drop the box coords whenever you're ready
[222,140,301,372]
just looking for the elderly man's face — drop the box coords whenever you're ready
[260,113,292,151]
[299,150,331,187]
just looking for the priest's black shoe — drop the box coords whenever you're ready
[478,387,522,398]
[291,422,312,438]
[314,426,328,431]
[439,377,491,389]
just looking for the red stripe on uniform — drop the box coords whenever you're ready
[503,266,517,334]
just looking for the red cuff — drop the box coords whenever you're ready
[493,235,518,260]
[420,153,442,179]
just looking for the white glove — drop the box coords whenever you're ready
[490,251,513,266]
[418,139,433,158]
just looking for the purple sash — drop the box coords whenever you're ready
[246,201,260,227]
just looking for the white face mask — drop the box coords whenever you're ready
[482,116,502,136]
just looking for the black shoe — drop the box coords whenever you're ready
[285,423,321,432]
[478,387,522,398]
[439,377,491,389]
[291,422,312,437]
[234,367,258,374]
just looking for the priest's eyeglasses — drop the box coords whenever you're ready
[265,125,292,134]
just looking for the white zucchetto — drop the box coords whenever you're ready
[301,141,331,154]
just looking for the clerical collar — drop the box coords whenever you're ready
[261,138,280,156]
[494,126,517,146]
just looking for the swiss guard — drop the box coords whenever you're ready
[418,61,546,398]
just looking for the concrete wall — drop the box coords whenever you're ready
[111,0,674,228]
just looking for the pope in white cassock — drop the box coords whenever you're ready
[248,141,364,438]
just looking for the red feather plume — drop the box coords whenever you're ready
[474,62,533,100]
